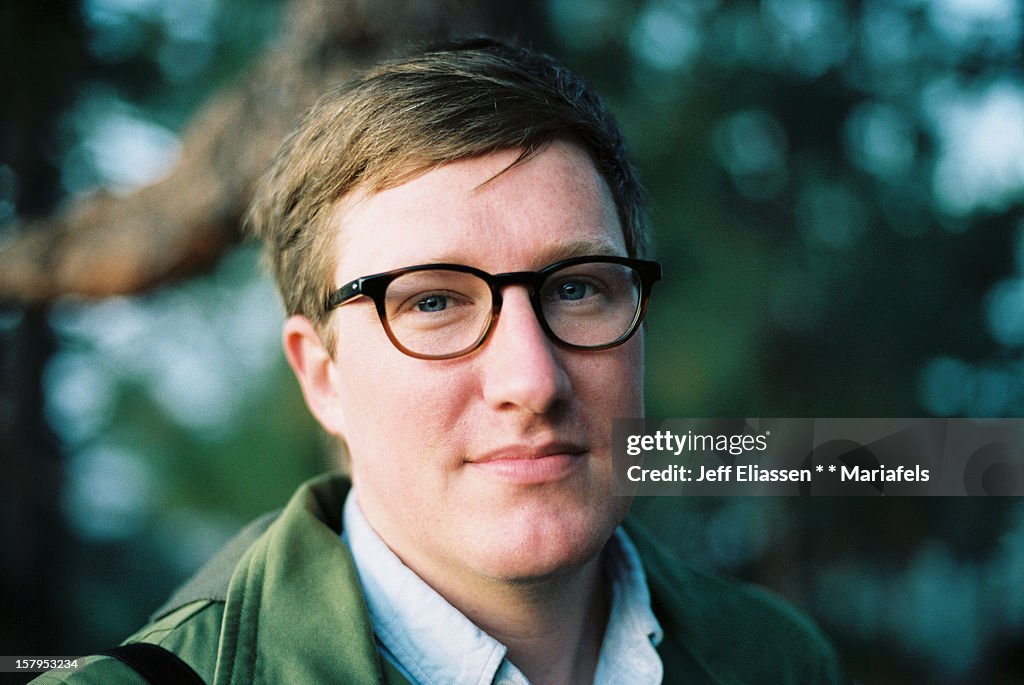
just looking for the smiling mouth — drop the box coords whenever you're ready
[468,443,588,484]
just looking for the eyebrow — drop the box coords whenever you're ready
[538,238,624,264]
[423,238,625,270]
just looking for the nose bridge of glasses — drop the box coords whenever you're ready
[486,270,548,314]
[489,270,544,290]
[480,272,561,362]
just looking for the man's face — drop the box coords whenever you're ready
[323,140,643,585]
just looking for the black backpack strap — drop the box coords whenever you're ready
[98,643,205,685]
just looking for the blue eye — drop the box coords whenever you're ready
[557,281,590,301]
[416,295,449,312]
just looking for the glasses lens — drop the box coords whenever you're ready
[540,261,643,347]
[383,270,492,357]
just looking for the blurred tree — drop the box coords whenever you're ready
[0,1,92,657]
[0,0,550,301]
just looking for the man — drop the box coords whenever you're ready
[37,38,847,684]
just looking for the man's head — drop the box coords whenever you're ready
[246,37,649,352]
[247,39,657,590]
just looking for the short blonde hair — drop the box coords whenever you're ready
[245,38,649,351]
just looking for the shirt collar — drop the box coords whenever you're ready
[342,491,663,685]
[593,519,664,684]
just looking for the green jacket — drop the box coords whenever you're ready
[35,473,848,684]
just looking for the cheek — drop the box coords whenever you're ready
[572,339,645,422]
[338,353,476,468]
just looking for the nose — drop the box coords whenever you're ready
[480,286,571,415]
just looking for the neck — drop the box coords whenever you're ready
[436,556,609,685]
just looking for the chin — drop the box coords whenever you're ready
[472,506,624,583]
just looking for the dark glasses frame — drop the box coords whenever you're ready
[325,255,662,360]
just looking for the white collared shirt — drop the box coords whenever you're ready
[342,493,663,685]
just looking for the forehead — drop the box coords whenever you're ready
[330,140,625,280]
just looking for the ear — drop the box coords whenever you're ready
[282,315,347,436]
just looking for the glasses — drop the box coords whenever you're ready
[326,255,661,360]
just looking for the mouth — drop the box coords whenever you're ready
[467,442,588,484]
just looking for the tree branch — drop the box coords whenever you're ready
[0,0,538,303]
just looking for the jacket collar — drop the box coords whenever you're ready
[213,473,400,684]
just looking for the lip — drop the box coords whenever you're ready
[467,442,588,484]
